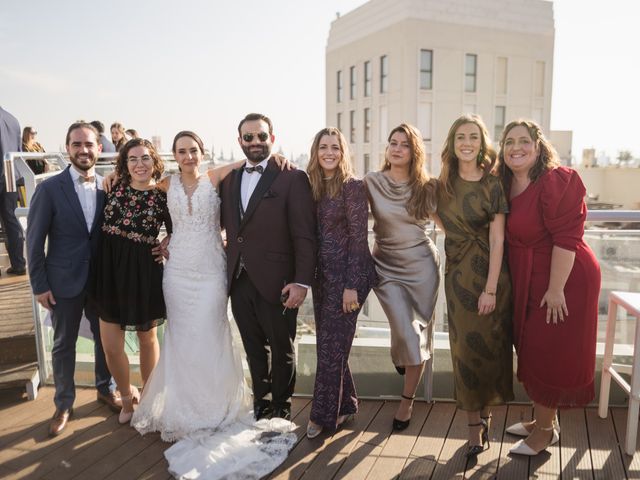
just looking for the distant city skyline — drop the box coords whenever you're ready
[0,0,638,163]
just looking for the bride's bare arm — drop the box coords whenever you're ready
[208,160,244,187]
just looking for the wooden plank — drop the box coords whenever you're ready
[429,405,469,480]
[358,400,397,446]
[401,402,456,480]
[300,400,383,479]
[558,408,593,479]
[462,405,508,480]
[585,408,627,480]
[268,400,314,479]
[8,412,121,479]
[611,406,640,477]
[366,401,431,479]
[0,363,38,389]
[333,444,383,480]
[495,404,532,479]
[103,435,169,480]
[0,389,105,470]
[136,459,172,480]
[56,428,161,479]
[528,410,562,479]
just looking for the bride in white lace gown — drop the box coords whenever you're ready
[130,131,296,479]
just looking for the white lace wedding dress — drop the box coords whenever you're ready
[131,175,297,479]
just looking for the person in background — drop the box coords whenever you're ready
[364,123,440,431]
[90,120,116,153]
[500,119,601,456]
[111,122,128,151]
[305,127,377,439]
[0,105,27,276]
[22,126,50,174]
[435,114,513,457]
[126,128,139,139]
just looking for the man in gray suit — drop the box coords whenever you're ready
[0,106,27,275]
[27,122,120,437]
[89,120,116,153]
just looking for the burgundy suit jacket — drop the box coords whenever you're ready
[220,157,316,304]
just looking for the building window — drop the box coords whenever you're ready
[496,56,507,95]
[350,110,356,143]
[363,108,371,143]
[364,153,370,174]
[364,61,372,97]
[420,49,433,90]
[337,70,343,103]
[494,106,506,140]
[465,54,477,93]
[350,66,356,100]
[337,112,342,132]
[380,55,388,93]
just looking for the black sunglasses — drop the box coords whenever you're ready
[242,132,269,142]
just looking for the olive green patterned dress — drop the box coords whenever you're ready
[437,174,514,411]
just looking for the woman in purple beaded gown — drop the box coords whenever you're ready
[305,127,377,439]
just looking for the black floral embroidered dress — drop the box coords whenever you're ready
[93,183,171,331]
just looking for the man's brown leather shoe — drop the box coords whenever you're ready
[49,408,72,437]
[97,391,122,413]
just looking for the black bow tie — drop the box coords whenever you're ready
[244,165,264,174]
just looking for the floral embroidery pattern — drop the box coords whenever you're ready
[102,183,169,245]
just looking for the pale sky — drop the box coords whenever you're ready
[0,0,638,162]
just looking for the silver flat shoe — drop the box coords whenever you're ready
[509,428,559,456]
[306,421,323,439]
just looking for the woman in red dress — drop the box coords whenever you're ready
[499,120,601,456]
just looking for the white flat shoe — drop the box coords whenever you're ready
[509,428,559,456]
[306,422,323,439]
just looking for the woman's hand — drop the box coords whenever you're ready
[273,153,295,171]
[342,288,359,314]
[477,292,496,315]
[102,171,119,193]
[540,289,568,324]
[151,235,171,263]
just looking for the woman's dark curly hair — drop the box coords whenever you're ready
[115,138,164,186]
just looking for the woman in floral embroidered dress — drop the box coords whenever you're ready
[93,138,171,423]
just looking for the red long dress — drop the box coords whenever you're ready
[506,166,600,408]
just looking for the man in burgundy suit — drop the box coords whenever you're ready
[220,113,316,420]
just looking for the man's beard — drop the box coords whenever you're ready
[241,144,271,163]
[69,152,97,171]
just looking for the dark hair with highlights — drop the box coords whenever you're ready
[306,127,353,201]
[439,114,497,199]
[382,123,438,220]
[115,138,164,186]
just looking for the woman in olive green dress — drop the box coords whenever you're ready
[434,114,513,457]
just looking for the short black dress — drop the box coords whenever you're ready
[94,183,171,331]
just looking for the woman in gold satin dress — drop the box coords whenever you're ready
[364,123,440,430]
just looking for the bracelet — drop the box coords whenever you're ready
[483,289,496,296]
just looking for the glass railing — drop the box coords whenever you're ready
[8,153,640,401]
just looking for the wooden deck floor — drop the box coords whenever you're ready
[0,387,637,479]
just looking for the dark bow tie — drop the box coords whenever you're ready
[78,176,95,184]
[244,165,264,174]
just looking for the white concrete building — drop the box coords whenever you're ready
[326,0,555,175]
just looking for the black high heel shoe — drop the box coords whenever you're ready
[466,418,490,457]
[392,394,415,431]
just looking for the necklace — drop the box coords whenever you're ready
[182,176,200,190]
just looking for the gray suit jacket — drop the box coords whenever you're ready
[0,106,22,183]
[26,166,105,298]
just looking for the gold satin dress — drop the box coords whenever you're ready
[365,172,440,367]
